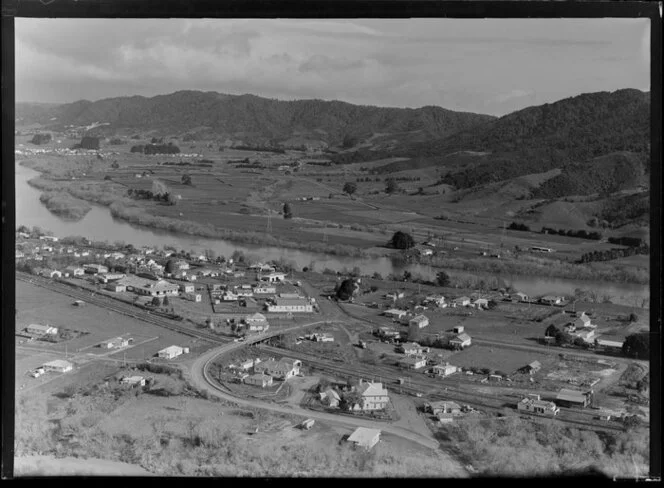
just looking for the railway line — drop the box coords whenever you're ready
[253,343,625,433]
[17,272,230,345]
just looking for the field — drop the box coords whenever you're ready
[15,280,215,388]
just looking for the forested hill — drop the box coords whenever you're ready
[358,89,650,190]
[15,91,495,146]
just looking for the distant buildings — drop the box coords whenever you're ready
[556,388,592,408]
[383,309,408,320]
[83,264,108,274]
[27,324,58,336]
[518,396,560,416]
[254,358,302,380]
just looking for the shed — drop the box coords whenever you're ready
[346,427,381,450]
[556,388,592,408]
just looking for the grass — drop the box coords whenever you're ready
[38,192,91,221]
[436,416,649,478]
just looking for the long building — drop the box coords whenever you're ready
[267,298,313,313]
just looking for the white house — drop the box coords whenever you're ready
[356,381,389,410]
[540,295,563,306]
[408,314,429,329]
[572,328,596,343]
[180,283,195,293]
[426,401,462,416]
[254,358,302,380]
[399,356,427,370]
[121,376,146,387]
[65,266,85,277]
[385,291,405,301]
[448,332,472,349]
[101,337,129,349]
[575,313,594,330]
[320,388,341,408]
[267,298,313,313]
[432,363,458,377]
[453,296,471,307]
[511,292,529,302]
[312,333,334,343]
[398,342,430,356]
[383,309,408,320]
[27,324,58,336]
[261,272,287,283]
[473,298,489,309]
[42,359,73,373]
[158,345,185,359]
[347,427,381,450]
[134,279,179,297]
[517,396,559,416]
[184,293,202,303]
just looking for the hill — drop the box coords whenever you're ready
[15,91,495,147]
[346,89,650,194]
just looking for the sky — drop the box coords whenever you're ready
[15,18,650,116]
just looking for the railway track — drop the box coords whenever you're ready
[17,272,230,345]
[254,343,625,433]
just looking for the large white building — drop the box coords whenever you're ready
[43,359,73,373]
[267,298,313,313]
[158,345,185,359]
[347,427,381,450]
[27,324,58,336]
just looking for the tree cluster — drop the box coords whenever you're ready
[388,231,415,250]
[508,222,531,232]
[30,133,52,145]
[541,227,602,240]
[622,332,649,359]
[577,245,649,264]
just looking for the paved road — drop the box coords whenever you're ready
[184,336,467,477]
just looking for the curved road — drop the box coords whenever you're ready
[185,339,467,476]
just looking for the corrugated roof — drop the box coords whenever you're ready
[347,427,381,446]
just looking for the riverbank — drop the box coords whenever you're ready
[18,161,650,285]
[38,191,92,221]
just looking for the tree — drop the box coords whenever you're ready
[336,278,359,301]
[163,296,170,306]
[165,259,178,274]
[283,202,293,219]
[388,231,415,250]
[342,134,359,149]
[181,174,192,185]
[623,332,649,359]
[343,182,357,197]
[545,324,560,338]
[436,271,451,287]
[385,178,399,194]
[151,297,162,307]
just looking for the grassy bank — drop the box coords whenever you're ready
[38,191,92,221]
[108,200,368,257]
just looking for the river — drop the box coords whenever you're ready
[15,163,649,307]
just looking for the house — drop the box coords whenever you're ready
[220,291,238,301]
[448,332,472,349]
[27,324,58,336]
[453,325,465,334]
[517,396,560,416]
[184,293,202,303]
[267,298,313,313]
[432,363,458,377]
[244,373,274,388]
[83,264,109,274]
[385,291,405,301]
[39,235,59,242]
[175,260,190,270]
[121,376,146,387]
[376,327,400,340]
[158,345,185,360]
[312,333,334,343]
[254,358,302,380]
[425,295,447,308]
[180,283,195,293]
[520,361,542,375]
[575,313,593,329]
[245,312,269,327]
[397,343,429,356]
[65,266,85,277]
[320,388,341,408]
[555,388,592,408]
[261,272,287,283]
[356,381,390,410]
[408,314,429,329]
[238,358,261,370]
[300,419,315,430]
[511,292,529,302]
[134,279,180,297]
[540,295,563,306]
[106,283,127,292]
[572,328,596,343]
[417,247,434,256]
[453,296,471,307]
[399,356,427,370]
[346,427,381,450]
[426,401,462,416]
[47,270,62,278]
[101,337,129,349]
[42,359,73,373]
[383,309,408,320]
[473,298,489,309]
[253,285,276,294]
